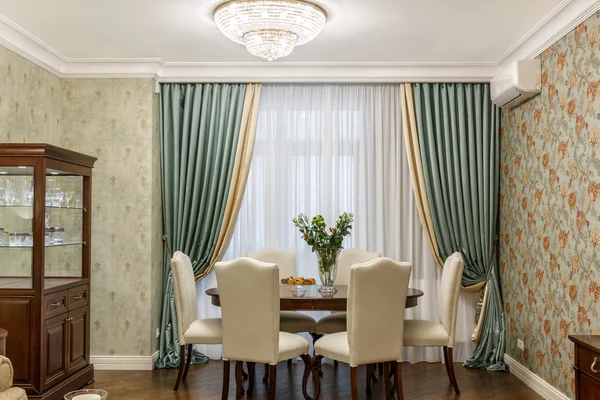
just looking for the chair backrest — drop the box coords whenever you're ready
[0,356,15,392]
[247,249,296,279]
[347,258,412,366]
[438,252,465,345]
[215,257,280,364]
[170,251,198,345]
[336,249,381,286]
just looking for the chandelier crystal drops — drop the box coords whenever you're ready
[214,0,327,61]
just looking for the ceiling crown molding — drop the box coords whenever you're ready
[497,0,600,71]
[0,13,65,76]
[0,0,598,82]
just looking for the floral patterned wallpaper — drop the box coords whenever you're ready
[0,44,162,358]
[499,11,600,398]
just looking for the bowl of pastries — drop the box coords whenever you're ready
[281,276,317,285]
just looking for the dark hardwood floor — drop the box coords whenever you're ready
[89,360,542,399]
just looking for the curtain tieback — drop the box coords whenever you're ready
[162,234,173,260]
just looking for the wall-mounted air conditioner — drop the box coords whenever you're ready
[491,60,541,109]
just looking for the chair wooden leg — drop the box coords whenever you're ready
[394,361,404,400]
[222,360,230,400]
[365,364,372,396]
[268,364,277,400]
[247,362,255,395]
[384,362,392,400]
[350,366,359,400]
[263,362,269,383]
[446,347,460,395]
[173,345,185,391]
[235,361,245,398]
[378,362,384,376]
[442,346,451,381]
[182,343,193,381]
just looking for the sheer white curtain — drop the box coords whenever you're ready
[195,84,478,362]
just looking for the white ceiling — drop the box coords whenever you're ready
[0,0,566,64]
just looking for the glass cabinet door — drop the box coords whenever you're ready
[0,166,34,289]
[44,168,84,277]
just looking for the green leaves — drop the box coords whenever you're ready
[292,212,354,252]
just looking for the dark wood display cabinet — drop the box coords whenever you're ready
[0,144,96,399]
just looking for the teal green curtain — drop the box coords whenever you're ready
[155,83,247,369]
[413,83,506,371]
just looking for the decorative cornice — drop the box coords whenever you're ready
[0,13,64,76]
[156,62,498,84]
[494,0,573,65]
[0,0,598,82]
[497,0,600,71]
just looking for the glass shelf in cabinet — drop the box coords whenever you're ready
[46,206,87,211]
[45,242,86,248]
[0,242,86,248]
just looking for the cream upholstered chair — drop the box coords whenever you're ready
[215,257,312,400]
[0,356,27,400]
[403,252,464,395]
[306,258,412,400]
[171,251,222,391]
[247,249,317,336]
[315,248,380,336]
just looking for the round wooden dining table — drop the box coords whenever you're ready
[205,285,424,311]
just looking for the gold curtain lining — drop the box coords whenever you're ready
[195,83,262,282]
[401,84,444,267]
[471,283,489,342]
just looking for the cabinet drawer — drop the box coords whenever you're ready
[580,372,600,400]
[45,291,68,320]
[578,345,600,381]
[68,285,88,310]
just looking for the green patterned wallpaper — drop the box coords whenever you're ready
[0,45,61,143]
[0,45,162,357]
[60,79,162,356]
[499,11,600,399]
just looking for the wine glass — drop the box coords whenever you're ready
[74,194,82,208]
[4,180,16,206]
[65,192,74,208]
[21,178,33,206]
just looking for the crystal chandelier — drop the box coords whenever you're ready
[214,0,327,61]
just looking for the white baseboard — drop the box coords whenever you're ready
[504,354,570,400]
[91,351,158,371]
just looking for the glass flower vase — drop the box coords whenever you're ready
[316,247,341,296]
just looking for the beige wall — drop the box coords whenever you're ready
[0,46,163,357]
[499,11,600,399]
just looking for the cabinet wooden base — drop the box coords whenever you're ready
[25,364,94,400]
